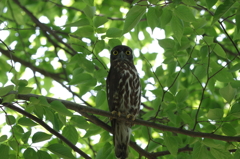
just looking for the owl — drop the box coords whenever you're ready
[106,45,141,159]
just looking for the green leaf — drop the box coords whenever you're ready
[171,15,183,44]
[83,5,96,18]
[96,90,106,107]
[0,144,9,159]
[0,135,8,142]
[222,123,236,136]
[164,136,178,156]
[158,38,175,50]
[22,130,31,144]
[93,16,108,28]
[94,40,105,53]
[205,0,217,9]
[182,0,196,6]
[211,148,231,159]
[236,8,240,33]
[160,8,172,27]
[32,132,52,143]
[106,28,122,37]
[70,115,89,129]
[174,5,196,22]
[203,36,214,45]
[230,103,240,118]
[123,5,146,33]
[147,7,159,31]
[207,108,223,120]
[74,26,94,37]
[2,94,15,103]
[62,125,78,145]
[37,150,52,159]
[8,140,18,151]
[18,117,37,126]
[64,18,90,27]
[108,39,122,48]
[5,115,16,125]
[192,142,208,159]
[18,86,33,94]
[47,143,75,159]
[0,85,14,96]
[213,43,226,58]
[23,148,38,159]
[219,84,237,103]
[50,100,73,116]
[212,0,236,24]
[175,89,189,103]
[202,138,219,148]
[69,71,96,86]
[96,142,113,159]
[229,63,240,72]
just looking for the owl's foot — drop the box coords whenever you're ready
[111,111,121,117]
[126,114,135,121]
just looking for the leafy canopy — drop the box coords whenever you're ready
[1,0,240,158]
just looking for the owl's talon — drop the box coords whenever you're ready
[111,111,121,117]
[126,114,135,121]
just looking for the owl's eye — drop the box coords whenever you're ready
[125,50,131,55]
[112,50,118,55]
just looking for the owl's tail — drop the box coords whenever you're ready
[114,121,131,159]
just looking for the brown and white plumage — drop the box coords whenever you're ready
[106,45,141,159]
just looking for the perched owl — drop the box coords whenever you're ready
[106,45,141,159]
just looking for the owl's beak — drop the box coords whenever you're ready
[119,51,126,60]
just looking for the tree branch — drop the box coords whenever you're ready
[8,92,240,142]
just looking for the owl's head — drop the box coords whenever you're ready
[110,45,133,63]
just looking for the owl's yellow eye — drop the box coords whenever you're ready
[125,50,131,55]
[113,50,118,55]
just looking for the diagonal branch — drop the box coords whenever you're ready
[2,102,91,159]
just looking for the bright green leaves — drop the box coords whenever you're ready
[83,5,96,19]
[0,144,9,159]
[213,44,226,58]
[0,85,14,96]
[192,142,208,159]
[50,100,73,116]
[106,28,122,37]
[236,8,240,33]
[222,123,236,136]
[62,125,79,145]
[171,15,183,44]
[74,26,94,37]
[219,84,237,103]
[64,18,90,27]
[212,0,236,24]
[93,16,108,28]
[96,90,106,107]
[176,89,189,103]
[0,85,15,103]
[164,133,178,156]
[23,148,38,159]
[123,5,146,33]
[32,132,52,143]
[47,143,75,159]
[147,7,159,31]
[174,5,196,22]
[207,108,223,120]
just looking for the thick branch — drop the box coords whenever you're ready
[9,92,240,142]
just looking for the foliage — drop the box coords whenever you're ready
[1,0,240,158]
